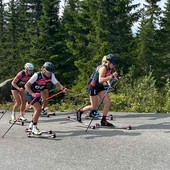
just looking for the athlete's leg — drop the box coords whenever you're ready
[83,96,98,111]
[41,89,49,109]
[31,102,42,134]
[98,91,113,126]
[76,85,99,122]
[11,90,21,120]
[98,91,110,117]
[25,91,42,134]
[19,90,27,120]
[40,89,49,115]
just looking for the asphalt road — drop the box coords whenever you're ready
[0,109,170,170]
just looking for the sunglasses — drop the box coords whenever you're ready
[44,69,52,75]
[27,69,33,74]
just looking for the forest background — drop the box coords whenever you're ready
[0,0,169,113]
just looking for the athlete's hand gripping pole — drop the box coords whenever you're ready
[2,97,37,138]
[85,79,116,132]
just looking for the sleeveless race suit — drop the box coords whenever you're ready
[88,65,111,96]
[11,70,32,90]
[25,72,58,104]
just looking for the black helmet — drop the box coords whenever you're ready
[43,62,55,72]
[106,54,119,65]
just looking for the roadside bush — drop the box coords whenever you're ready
[110,71,161,113]
[163,79,170,113]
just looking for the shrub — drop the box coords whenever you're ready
[110,71,161,113]
[163,79,170,113]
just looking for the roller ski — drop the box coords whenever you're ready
[95,122,131,130]
[9,119,25,126]
[0,110,5,114]
[27,132,56,139]
[66,115,96,129]
[47,112,56,117]
[85,113,113,120]
[40,112,56,118]
[25,128,53,134]
[26,126,56,138]
[40,107,56,117]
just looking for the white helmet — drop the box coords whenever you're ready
[24,63,34,72]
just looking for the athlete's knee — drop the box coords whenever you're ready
[21,100,27,105]
[15,101,21,107]
[35,106,41,112]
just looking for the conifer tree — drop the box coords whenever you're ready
[0,0,5,81]
[15,0,33,62]
[135,0,162,76]
[160,0,170,80]
[0,0,4,43]
[62,0,140,88]
[28,0,61,65]
[0,0,42,80]
[28,0,72,84]
[0,0,20,80]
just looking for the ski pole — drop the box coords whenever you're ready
[0,92,21,120]
[45,90,64,101]
[67,90,88,97]
[85,79,116,132]
[40,90,65,111]
[2,97,37,138]
[0,103,11,120]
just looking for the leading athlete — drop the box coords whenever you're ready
[76,54,119,126]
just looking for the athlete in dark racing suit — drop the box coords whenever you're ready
[11,63,34,121]
[25,62,67,135]
[76,54,119,126]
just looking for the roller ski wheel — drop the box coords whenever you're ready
[47,113,56,117]
[51,134,56,138]
[126,125,131,130]
[48,130,53,134]
[95,123,100,127]
[109,114,113,120]
[66,116,71,120]
[51,113,56,116]
[90,125,96,129]
[18,119,25,126]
